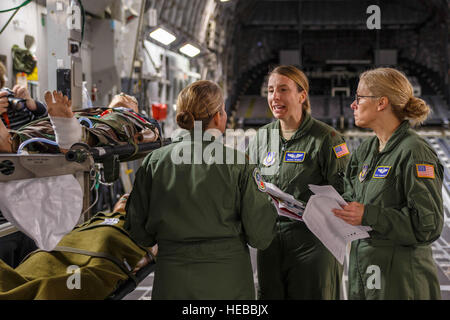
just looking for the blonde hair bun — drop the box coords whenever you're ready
[360,68,431,126]
[404,96,430,125]
[176,111,195,130]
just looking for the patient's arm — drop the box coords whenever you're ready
[44,91,80,153]
[0,91,76,153]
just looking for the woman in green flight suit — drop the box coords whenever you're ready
[250,65,350,299]
[333,67,443,299]
[124,80,277,300]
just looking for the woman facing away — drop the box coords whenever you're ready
[124,80,278,300]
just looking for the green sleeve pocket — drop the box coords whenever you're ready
[410,192,436,231]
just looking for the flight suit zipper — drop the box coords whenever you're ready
[355,151,382,299]
[360,153,382,203]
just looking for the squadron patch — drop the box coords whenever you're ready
[333,143,350,159]
[253,168,266,192]
[416,164,435,179]
[373,166,391,179]
[359,164,369,182]
[263,152,276,166]
[284,151,306,163]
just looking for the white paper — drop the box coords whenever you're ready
[0,175,83,251]
[308,184,372,232]
[308,184,347,206]
[264,182,305,221]
[303,195,371,264]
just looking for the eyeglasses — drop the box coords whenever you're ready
[355,94,379,105]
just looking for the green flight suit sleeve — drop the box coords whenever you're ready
[362,159,444,246]
[124,155,156,247]
[239,163,277,250]
[341,153,359,202]
[318,132,350,194]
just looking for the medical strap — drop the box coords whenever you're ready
[52,245,139,286]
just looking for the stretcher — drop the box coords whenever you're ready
[0,137,171,299]
[0,209,156,300]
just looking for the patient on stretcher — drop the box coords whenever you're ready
[0,195,157,300]
[0,91,161,154]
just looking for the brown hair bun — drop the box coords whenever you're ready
[176,111,195,130]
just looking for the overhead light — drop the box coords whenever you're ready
[179,44,201,58]
[220,0,231,2]
[149,28,176,45]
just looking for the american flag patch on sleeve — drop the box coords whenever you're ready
[333,143,350,158]
[416,164,435,179]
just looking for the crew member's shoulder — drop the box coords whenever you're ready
[144,142,174,162]
[310,117,342,140]
[402,129,438,160]
[257,121,278,131]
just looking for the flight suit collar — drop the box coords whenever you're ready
[172,129,191,143]
[276,111,313,142]
[171,128,223,144]
[377,120,410,154]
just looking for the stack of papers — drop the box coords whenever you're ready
[303,185,371,264]
[263,183,371,265]
[264,182,305,221]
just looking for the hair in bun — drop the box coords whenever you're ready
[176,80,223,130]
[360,68,431,126]
[176,111,195,130]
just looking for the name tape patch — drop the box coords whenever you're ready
[373,166,391,179]
[284,151,305,163]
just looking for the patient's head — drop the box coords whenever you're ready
[108,94,139,113]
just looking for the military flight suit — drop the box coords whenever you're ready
[342,121,443,300]
[249,112,350,299]
[125,132,277,300]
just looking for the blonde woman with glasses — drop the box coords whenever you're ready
[333,67,444,299]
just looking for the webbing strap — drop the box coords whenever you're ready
[53,246,138,286]
[75,223,149,255]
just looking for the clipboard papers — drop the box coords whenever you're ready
[262,182,371,265]
[303,185,372,264]
[264,182,305,221]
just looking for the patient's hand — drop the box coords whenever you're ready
[45,91,73,118]
[132,245,158,274]
[113,193,130,213]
